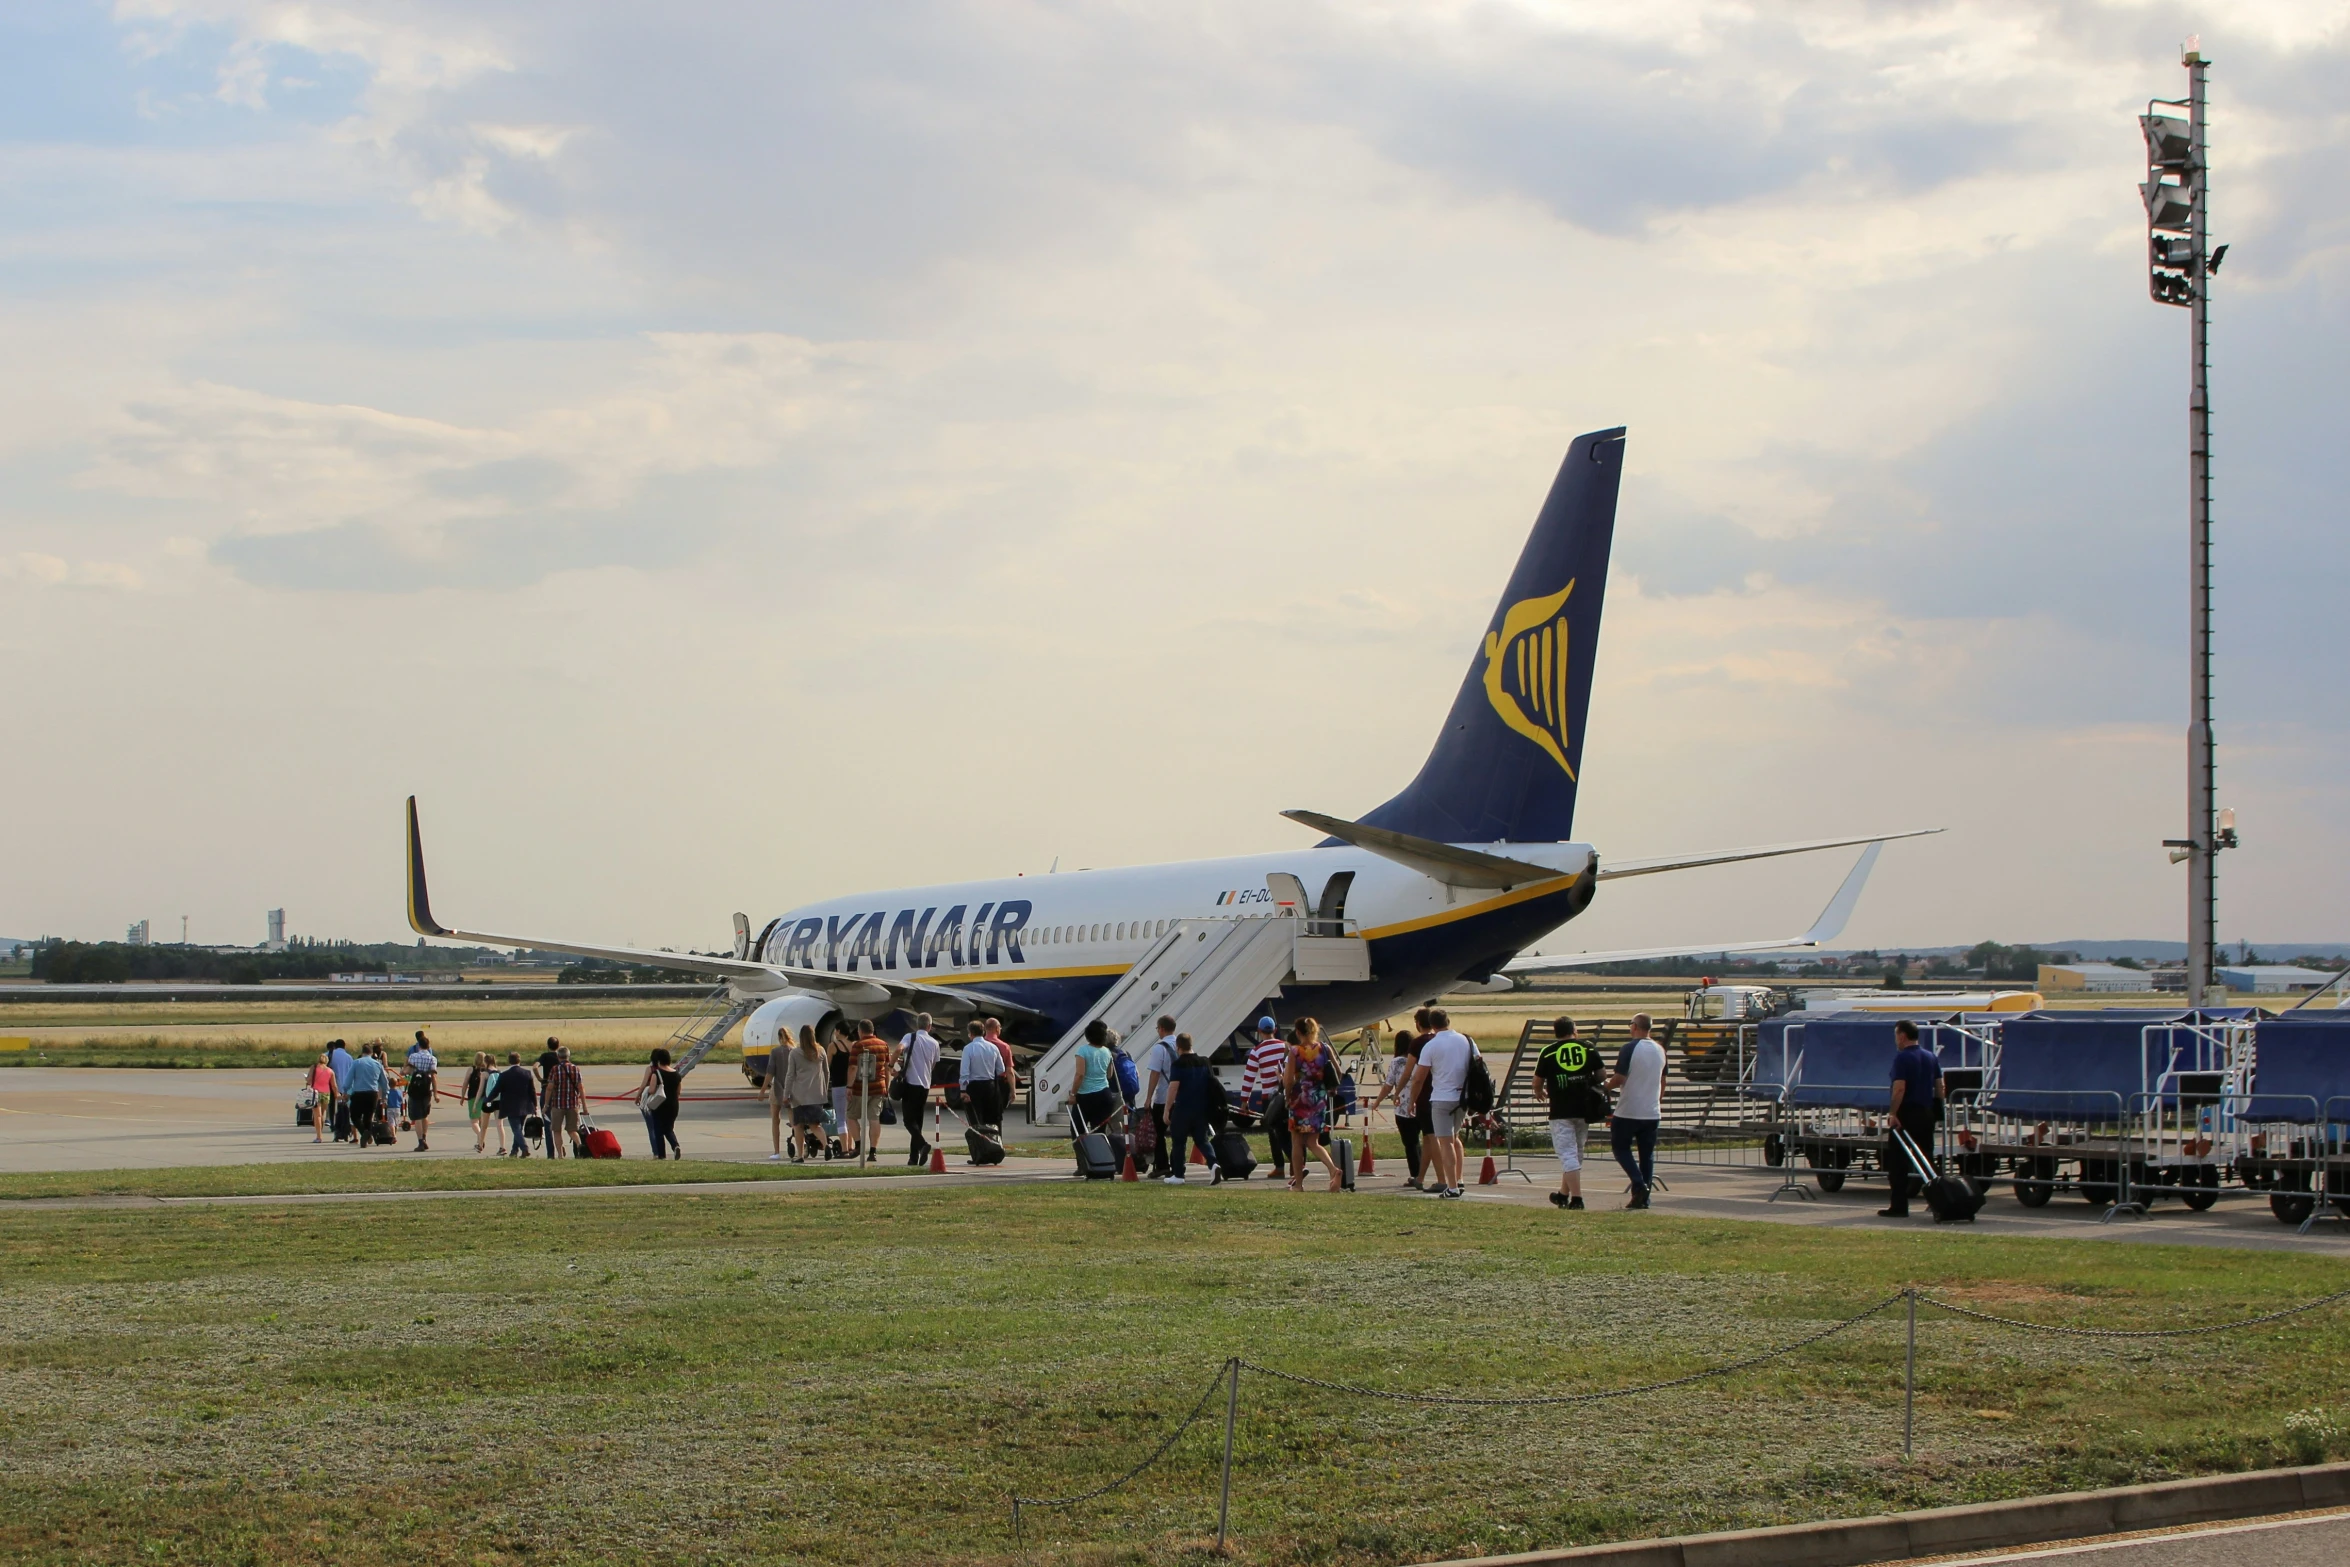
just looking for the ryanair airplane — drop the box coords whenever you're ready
[403,427,1932,1064]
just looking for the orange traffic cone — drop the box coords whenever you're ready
[1478,1154,1498,1186]
[928,1139,948,1174]
[1358,1138,1376,1177]
[1120,1147,1138,1181]
[1191,1144,1209,1166]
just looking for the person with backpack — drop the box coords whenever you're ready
[1281,1017,1344,1193]
[1534,1017,1610,1211]
[493,1050,536,1157]
[1406,1009,1477,1199]
[405,1031,438,1153]
[1159,1033,1224,1185]
[1138,1017,1179,1179]
[1607,1013,1667,1209]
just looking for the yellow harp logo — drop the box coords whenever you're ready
[1481,581,1578,780]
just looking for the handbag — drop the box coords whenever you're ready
[296,1086,318,1110]
[638,1080,668,1114]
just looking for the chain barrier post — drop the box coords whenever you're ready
[1903,1288,1917,1458]
[1217,1356,1240,1552]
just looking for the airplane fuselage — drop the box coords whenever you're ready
[754,841,1597,1043]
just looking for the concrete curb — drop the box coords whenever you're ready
[1422,1462,2350,1567]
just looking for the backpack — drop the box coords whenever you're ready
[1113,1048,1141,1104]
[1460,1052,1496,1115]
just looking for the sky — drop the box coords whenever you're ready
[3,0,2346,957]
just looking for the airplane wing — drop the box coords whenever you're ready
[1594,828,1939,881]
[403,798,1041,1018]
[1505,841,1884,973]
[1280,809,1572,889]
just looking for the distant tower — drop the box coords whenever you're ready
[127,919,150,946]
[266,909,286,951]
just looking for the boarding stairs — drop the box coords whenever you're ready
[1028,909,1370,1126]
[668,987,764,1078]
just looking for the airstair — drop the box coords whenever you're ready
[668,987,764,1078]
[1028,911,1371,1124]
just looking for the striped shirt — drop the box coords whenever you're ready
[542,1061,584,1116]
[1242,1035,1287,1103]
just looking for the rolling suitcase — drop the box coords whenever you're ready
[582,1126,622,1159]
[1893,1125,1981,1223]
[1213,1130,1257,1181]
[1071,1105,1119,1181]
[1335,1136,1356,1192]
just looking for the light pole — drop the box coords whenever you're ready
[2145,40,2232,1004]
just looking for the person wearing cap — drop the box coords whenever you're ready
[1242,1016,1289,1179]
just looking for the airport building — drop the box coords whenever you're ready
[2036,962,2146,993]
[2217,964,2337,994]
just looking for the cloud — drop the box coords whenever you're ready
[4,551,142,590]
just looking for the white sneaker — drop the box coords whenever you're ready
[1162,1175,1185,1185]
[767,1153,783,1162]
[1209,1168,1225,1185]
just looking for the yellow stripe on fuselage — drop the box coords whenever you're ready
[1356,875,1580,941]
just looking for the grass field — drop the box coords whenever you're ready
[3,1185,2347,1567]
[0,1158,918,1202]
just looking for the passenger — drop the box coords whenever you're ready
[982,1017,1018,1105]
[543,1042,585,1158]
[344,1043,388,1149]
[1407,1009,1475,1199]
[1535,1017,1608,1211]
[405,1031,438,1153]
[1243,1017,1289,1179]
[959,1021,1006,1135]
[464,1051,501,1154]
[896,1012,941,1167]
[1880,1019,1945,1219]
[328,1038,355,1142]
[848,1019,888,1164]
[827,1030,856,1159]
[1370,1009,1431,1189]
[779,1025,831,1162]
[1065,1019,1123,1138]
[1607,1013,1666,1209]
[305,1050,336,1144]
[1160,1033,1224,1185]
[637,1046,684,1160]
[766,1040,789,1162]
[1281,1018,1344,1193]
[495,1050,536,1157]
[1139,1016,1179,1179]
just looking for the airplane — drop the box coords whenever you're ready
[402,425,1936,1098]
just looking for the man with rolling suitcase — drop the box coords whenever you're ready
[1879,1020,1945,1219]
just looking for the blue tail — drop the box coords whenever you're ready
[1356,427,1625,845]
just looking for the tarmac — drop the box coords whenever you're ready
[6,1067,2350,1256]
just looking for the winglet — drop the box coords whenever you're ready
[1798,842,1881,947]
[405,796,448,937]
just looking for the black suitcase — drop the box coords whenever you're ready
[964,1122,1006,1166]
[1214,1131,1257,1181]
[1893,1127,1981,1223]
[1071,1106,1119,1181]
[1335,1137,1356,1192]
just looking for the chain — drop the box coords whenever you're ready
[1009,1358,1233,1543]
[1918,1283,2350,1339]
[1239,1291,1910,1407]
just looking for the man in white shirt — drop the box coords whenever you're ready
[959,1022,1005,1127]
[1406,1010,1477,1199]
[896,1012,941,1167]
[1139,1016,1180,1179]
[1607,1012,1667,1209]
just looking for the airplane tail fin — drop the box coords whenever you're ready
[1355,426,1625,845]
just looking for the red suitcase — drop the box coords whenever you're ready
[583,1127,623,1159]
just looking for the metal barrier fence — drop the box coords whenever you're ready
[1008,1281,2350,1554]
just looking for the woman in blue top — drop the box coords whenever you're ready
[1065,1018,1123,1135]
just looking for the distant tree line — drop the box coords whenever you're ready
[33,942,389,985]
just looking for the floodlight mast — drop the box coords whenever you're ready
[2143,43,2220,1004]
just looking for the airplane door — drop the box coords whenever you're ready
[1264,872,1308,914]
[1314,872,1355,935]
